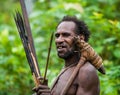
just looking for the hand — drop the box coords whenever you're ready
[33,84,50,95]
[32,78,51,95]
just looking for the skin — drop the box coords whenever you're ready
[34,21,100,95]
[51,21,100,95]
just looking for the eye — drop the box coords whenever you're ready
[63,33,70,37]
[55,33,60,38]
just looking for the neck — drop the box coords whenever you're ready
[64,52,80,67]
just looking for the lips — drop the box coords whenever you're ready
[57,45,66,52]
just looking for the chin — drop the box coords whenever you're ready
[57,49,75,59]
[58,54,65,59]
[58,53,73,59]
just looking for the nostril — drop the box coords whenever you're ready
[57,42,63,45]
[55,38,64,44]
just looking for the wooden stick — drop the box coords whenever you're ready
[43,32,54,83]
[61,57,86,95]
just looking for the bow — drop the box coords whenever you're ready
[14,0,41,87]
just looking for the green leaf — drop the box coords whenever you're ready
[113,49,120,58]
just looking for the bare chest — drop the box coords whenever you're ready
[51,66,78,95]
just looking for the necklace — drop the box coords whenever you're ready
[51,63,77,91]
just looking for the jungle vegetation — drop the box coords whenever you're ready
[0,0,120,95]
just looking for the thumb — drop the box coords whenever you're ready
[32,87,37,92]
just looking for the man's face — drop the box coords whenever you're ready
[55,21,77,59]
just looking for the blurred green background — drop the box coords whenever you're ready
[0,0,120,95]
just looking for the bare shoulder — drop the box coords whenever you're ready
[77,62,100,91]
[80,61,97,74]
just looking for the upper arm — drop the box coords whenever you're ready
[76,62,100,95]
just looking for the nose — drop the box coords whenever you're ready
[55,35,64,44]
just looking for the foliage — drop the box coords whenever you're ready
[0,0,120,95]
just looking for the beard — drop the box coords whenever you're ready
[58,48,75,59]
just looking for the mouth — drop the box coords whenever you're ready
[57,45,66,52]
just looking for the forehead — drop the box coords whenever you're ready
[56,21,76,33]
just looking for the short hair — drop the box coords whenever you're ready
[58,16,90,42]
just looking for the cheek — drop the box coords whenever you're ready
[67,40,75,50]
[68,39,74,47]
[66,37,73,43]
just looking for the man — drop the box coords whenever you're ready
[33,16,100,95]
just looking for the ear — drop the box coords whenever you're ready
[79,34,85,40]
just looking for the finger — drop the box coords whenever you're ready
[38,89,51,95]
[33,84,50,92]
[35,85,49,91]
[32,93,37,95]
[41,93,51,95]
[32,87,37,92]
[37,77,44,80]
[38,85,49,89]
